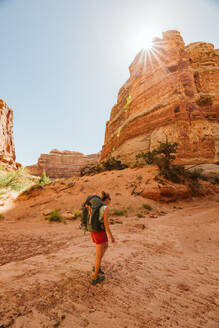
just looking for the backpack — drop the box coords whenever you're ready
[81,195,105,232]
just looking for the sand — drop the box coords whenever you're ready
[0,169,219,327]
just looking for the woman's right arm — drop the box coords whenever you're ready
[103,207,115,243]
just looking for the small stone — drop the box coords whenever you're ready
[134,224,146,230]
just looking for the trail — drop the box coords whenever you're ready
[0,196,219,328]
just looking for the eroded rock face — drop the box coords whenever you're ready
[0,100,16,167]
[101,30,219,165]
[26,149,100,178]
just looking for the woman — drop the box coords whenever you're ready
[90,191,115,285]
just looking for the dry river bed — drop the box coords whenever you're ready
[0,197,219,328]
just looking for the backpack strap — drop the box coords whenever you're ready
[85,204,92,216]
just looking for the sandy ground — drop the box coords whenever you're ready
[0,192,219,328]
[0,168,219,327]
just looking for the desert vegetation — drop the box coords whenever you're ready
[0,167,52,199]
[81,156,128,176]
[38,169,51,186]
[135,140,218,193]
[44,210,64,222]
[0,167,36,192]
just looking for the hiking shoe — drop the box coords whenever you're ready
[92,266,105,274]
[91,276,105,286]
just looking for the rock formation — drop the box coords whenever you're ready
[26,149,100,178]
[0,99,16,168]
[101,30,219,165]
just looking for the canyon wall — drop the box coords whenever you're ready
[101,30,219,165]
[0,99,16,168]
[26,149,100,178]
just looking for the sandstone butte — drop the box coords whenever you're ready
[26,149,100,178]
[0,99,17,168]
[101,30,219,165]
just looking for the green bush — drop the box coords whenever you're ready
[0,213,4,220]
[135,141,212,189]
[44,210,63,222]
[160,165,186,183]
[135,149,158,166]
[81,156,128,176]
[72,209,82,219]
[0,168,33,192]
[135,141,182,182]
[135,141,178,170]
[137,213,143,218]
[142,203,152,210]
[112,208,127,216]
[38,170,51,186]
[67,182,75,188]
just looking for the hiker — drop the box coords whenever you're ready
[82,191,115,285]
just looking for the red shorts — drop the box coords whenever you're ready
[90,231,108,245]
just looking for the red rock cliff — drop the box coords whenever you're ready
[101,30,219,165]
[26,149,100,178]
[0,100,16,168]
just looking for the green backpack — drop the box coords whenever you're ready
[81,195,105,232]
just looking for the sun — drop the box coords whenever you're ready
[133,32,153,52]
[144,37,153,51]
[132,28,161,54]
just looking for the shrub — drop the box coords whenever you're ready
[38,170,51,186]
[0,168,33,192]
[102,156,128,171]
[142,203,152,210]
[135,141,182,182]
[81,156,128,176]
[135,141,178,171]
[135,141,212,190]
[72,209,82,219]
[137,213,143,218]
[136,149,158,166]
[44,210,63,222]
[67,182,75,188]
[160,165,186,183]
[187,180,203,197]
[0,213,4,220]
[112,209,127,216]
[187,168,204,181]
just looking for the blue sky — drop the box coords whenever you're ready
[0,0,219,165]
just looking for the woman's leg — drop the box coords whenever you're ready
[93,243,105,280]
[101,242,108,261]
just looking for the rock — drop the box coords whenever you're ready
[140,181,190,202]
[101,30,219,166]
[62,211,74,220]
[0,100,16,168]
[134,224,146,230]
[185,164,219,178]
[26,150,100,178]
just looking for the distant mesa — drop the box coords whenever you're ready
[26,150,100,178]
[101,30,219,165]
